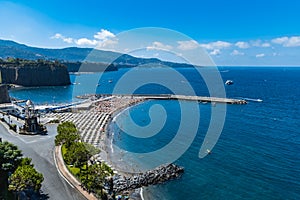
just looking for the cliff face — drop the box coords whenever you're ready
[0,85,10,103]
[0,61,71,86]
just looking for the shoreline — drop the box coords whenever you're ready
[100,99,147,172]
[38,96,169,199]
[98,100,147,199]
[41,96,146,199]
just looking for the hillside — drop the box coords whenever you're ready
[0,39,193,69]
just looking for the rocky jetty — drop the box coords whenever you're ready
[111,164,184,193]
[0,84,10,103]
[0,59,70,86]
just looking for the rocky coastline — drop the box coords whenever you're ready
[110,163,184,194]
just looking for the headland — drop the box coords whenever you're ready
[0,58,70,86]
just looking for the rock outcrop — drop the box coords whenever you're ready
[0,59,70,86]
[111,163,184,194]
[0,84,10,103]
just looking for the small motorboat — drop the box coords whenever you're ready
[206,149,212,154]
[225,80,234,85]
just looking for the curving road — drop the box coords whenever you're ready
[0,122,86,200]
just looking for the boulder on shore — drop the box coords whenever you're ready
[111,163,184,194]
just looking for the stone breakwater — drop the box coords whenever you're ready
[111,163,184,193]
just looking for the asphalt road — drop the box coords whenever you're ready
[0,122,86,200]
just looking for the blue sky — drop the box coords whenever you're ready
[1,0,300,66]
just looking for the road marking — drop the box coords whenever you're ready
[53,149,74,189]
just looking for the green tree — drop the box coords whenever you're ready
[84,143,100,156]
[81,163,113,197]
[8,164,44,197]
[0,141,23,172]
[64,142,100,167]
[65,142,88,167]
[55,121,80,148]
[0,141,43,199]
[19,157,33,167]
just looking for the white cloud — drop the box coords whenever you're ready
[147,41,173,50]
[251,40,262,47]
[177,40,198,50]
[231,50,244,56]
[51,33,73,44]
[271,36,300,47]
[271,37,288,45]
[98,38,118,48]
[75,38,98,46]
[50,29,118,48]
[200,41,232,50]
[250,40,271,48]
[210,49,221,55]
[261,42,271,47]
[94,29,115,40]
[256,53,265,58]
[235,41,249,49]
[51,33,62,39]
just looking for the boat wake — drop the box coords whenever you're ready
[240,97,263,102]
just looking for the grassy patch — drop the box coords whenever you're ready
[61,144,67,157]
[61,144,86,177]
[67,165,80,176]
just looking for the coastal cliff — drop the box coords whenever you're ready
[0,84,10,103]
[0,59,71,86]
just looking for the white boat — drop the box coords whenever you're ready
[206,149,212,154]
[225,80,234,85]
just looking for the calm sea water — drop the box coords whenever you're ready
[9,67,300,200]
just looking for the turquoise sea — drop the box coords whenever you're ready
[9,67,300,200]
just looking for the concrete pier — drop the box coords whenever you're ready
[123,94,247,104]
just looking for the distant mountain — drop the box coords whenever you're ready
[0,39,193,68]
[0,39,121,62]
